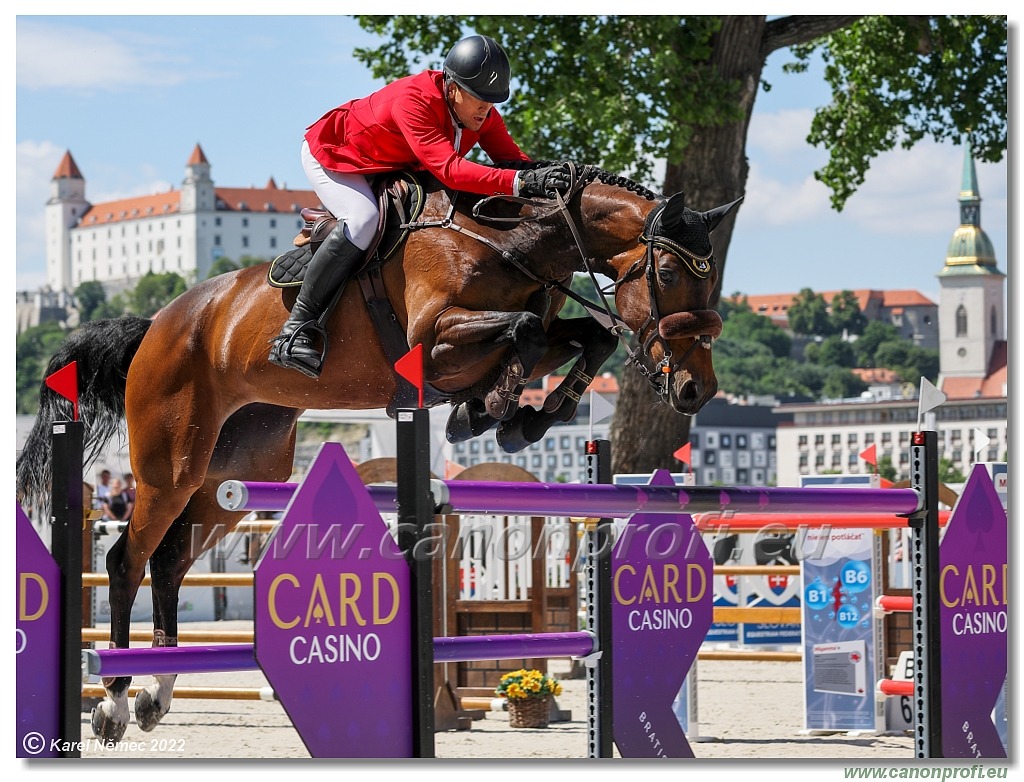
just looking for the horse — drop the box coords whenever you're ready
[16,162,740,743]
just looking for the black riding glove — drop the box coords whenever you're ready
[517,164,571,198]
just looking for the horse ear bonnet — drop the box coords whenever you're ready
[659,194,714,258]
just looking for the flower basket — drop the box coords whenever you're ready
[508,694,551,729]
[495,669,562,729]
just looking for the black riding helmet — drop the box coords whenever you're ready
[442,34,511,103]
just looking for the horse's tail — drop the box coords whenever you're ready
[16,315,153,513]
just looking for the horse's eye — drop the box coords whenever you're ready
[658,268,674,285]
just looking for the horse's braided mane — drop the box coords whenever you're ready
[497,159,660,202]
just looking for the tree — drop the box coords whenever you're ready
[806,334,857,368]
[854,320,902,366]
[829,290,867,336]
[719,302,792,358]
[128,272,187,317]
[877,454,898,482]
[207,257,241,278]
[17,321,68,413]
[822,367,867,400]
[74,281,107,323]
[352,15,1007,475]
[787,288,833,336]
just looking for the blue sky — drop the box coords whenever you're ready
[14,13,1012,308]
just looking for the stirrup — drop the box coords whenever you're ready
[268,321,328,379]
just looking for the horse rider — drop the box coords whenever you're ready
[269,34,574,378]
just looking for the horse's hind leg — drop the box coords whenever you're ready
[134,403,299,732]
[131,515,192,732]
[135,493,248,732]
[91,530,143,743]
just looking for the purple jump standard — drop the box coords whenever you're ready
[218,478,922,517]
[83,631,597,678]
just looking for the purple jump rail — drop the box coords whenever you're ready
[217,478,922,518]
[83,632,597,678]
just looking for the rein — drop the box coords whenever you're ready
[399,164,716,400]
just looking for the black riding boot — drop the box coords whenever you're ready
[268,224,364,379]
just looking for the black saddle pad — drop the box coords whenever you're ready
[267,171,425,289]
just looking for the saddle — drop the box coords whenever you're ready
[267,171,426,287]
[266,172,448,414]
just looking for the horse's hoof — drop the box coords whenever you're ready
[91,701,129,743]
[134,687,170,732]
[445,400,498,443]
[496,407,548,453]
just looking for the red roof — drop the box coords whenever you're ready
[53,151,83,179]
[187,143,209,166]
[940,341,1008,399]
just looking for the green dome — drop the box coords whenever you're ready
[945,224,997,267]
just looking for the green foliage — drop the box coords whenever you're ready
[874,341,940,384]
[353,15,738,186]
[829,290,867,335]
[854,320,902,365]
[127,272,187,317]
[793,16,1007,210]
[16,321,69,413]
[877,454,898,481]
[939,457,967,484]
[805,335,857,368]
[787,288,832,336]
[74,281,107,323]
[719,300,791,358]
[207,257,241,278]
[822,367,868,399]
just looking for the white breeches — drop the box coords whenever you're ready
[301,139,378,251]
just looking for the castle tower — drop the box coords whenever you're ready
[180,143,214,213]
[937,141,1005,380]
[44,151,90,291]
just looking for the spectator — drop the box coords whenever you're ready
[123,473,137,506]
[95,469,112,504]
[101,478,134,522]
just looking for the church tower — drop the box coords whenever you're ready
[44,151,90,291]
[937,142,1005,380]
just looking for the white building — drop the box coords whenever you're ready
[44,145,319,293]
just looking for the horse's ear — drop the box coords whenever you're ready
[701,196,744,233]
[661,192,686,229]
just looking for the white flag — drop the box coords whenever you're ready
[917,377,947,428]
[972,427,992,462]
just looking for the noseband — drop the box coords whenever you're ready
[613,200,723,399]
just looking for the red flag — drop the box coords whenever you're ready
[394,344,424,408]
[860,443,878,475]
[45,361,78,421]
[673,442,692,471]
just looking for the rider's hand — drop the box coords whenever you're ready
[517,164,572,198]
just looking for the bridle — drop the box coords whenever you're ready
[613,199,718,398]
[400,163,719,401]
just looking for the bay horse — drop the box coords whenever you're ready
[16,162,740,743]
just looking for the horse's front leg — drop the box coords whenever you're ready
[497,317,618,452]
[428,306,548,443]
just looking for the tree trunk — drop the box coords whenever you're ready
[609,16,862,476]
[610,17,768,476]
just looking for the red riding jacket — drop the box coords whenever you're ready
[305,70,530,196]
